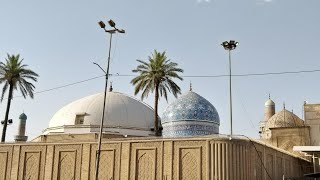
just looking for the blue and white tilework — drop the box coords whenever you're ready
[161,91,220,137]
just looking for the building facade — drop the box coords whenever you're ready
[259,98,311,155]
[0,90,316,179]
[0,136,312,180]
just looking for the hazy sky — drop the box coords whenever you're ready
[0,0,319,141]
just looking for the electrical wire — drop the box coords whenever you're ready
[9,75,105,99]
[7,68,320,100]
[234,134,273,180]
[115,68,320,78]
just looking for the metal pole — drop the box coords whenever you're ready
[313,153,317,180]
[94,32,113,180]
[228,49,233,136]
[313,153,316,173]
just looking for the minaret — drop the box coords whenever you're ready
[109,82,113,92]
[14,113,28,142]
[259,95,275,138]
[264,94,275,122]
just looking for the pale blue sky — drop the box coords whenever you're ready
[0,0,319,140]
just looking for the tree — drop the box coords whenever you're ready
[0,54,39,142]
[131,50,183,136]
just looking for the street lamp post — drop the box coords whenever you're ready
[221,40,238,137]
[95,19,125,180]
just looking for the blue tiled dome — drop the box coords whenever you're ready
[161,91,220,137]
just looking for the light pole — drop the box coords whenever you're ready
[221,40,238,137]
[95,19,125,180]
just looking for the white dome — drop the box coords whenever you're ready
[44,91,155,136]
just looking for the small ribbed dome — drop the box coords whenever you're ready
[266,109,304,129]
[43,91,156,136]
[265,99,275,106]
[162,91,220,137]
[19,113,27,120]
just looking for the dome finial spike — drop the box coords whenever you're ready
[283,102,286,109]
[189,81,192,91]
[268,93,270,99]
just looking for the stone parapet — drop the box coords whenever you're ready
[0,135,313,180]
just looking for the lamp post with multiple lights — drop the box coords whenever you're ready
[221,40,238,137]
[95,19,125,180]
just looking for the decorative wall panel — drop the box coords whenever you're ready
[130,142,162,180]
[89,143,120,180]
[58,151,76,179]
[52,145,82,180]
[18,145,46,180]
[180,148,200,180]
[136,149,156,180]
[0,146,13,180]
[174,140,204,180]
[22,152,41,180]
[99,150,115,179]
[0,152,8,180]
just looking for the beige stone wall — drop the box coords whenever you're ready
[268,127,310,155]
[0,136,312,180]
[304,104,320,145]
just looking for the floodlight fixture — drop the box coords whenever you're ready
[98,19,125,34]
[1,119,13,125]
[108,19,116,27]
[98,21,106,29]
[221,40,239,51]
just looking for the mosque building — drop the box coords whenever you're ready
[0,85,316,179]
[259,97,310,154]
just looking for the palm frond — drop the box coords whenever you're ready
[0,54,38,100]
[1,82,8,101]
[131,50,183,100]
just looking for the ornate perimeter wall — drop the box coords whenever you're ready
[0,136,312,180]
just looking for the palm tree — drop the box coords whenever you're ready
[131,50,183,136]
[0,54,39,142]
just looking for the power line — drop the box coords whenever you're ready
[115,69,320,78]
[234,134,273,180]
[8,68,320,99]
[10,75,105,99]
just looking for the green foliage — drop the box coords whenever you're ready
[0,54,39,101]
[131,50,183,101]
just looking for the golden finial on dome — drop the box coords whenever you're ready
[189,81,192,91]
